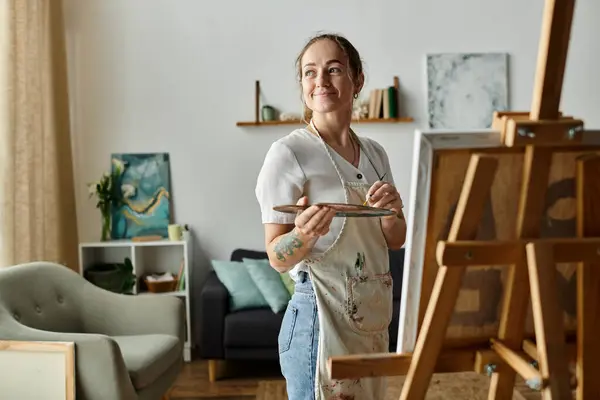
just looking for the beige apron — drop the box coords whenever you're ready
[305,122,394,400]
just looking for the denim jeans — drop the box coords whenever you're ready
[278,272,319,400]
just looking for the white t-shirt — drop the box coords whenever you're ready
[255,127,395,279]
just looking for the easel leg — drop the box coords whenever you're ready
[488,146,553,399]
[399,154,499,400]
[575,155,600,399]
[525,242,571,399]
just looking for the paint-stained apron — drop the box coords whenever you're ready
[305,123,394,400]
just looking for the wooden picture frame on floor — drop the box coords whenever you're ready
[0,340,75,400]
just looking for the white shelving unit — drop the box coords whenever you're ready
[78,238,193,362]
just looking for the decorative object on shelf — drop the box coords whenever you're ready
[83,257,136,294]
[132,235,163,242]
[279,112,301,121]
[261,105,277,121]
[87,161,125,241]
[144,272,178,293]
[182,224,191,241]
[168,224,183,241]
[426,52,509,129]
[110,153,171,240]
[352,100,369,120]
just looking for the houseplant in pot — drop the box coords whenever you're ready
[84,257,136,294]
[87,161,125,241]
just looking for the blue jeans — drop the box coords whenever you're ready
[278,272,319,400]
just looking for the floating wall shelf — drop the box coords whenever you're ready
[238,77,413,128]
[236,117,414,127]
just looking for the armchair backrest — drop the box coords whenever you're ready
[0,262,85,333]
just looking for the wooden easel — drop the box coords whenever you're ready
[327,0,600,398]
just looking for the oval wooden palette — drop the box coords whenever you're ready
[273,203,395,218]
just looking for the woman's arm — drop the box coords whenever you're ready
[264,198,336,272]
[255,141,307,271]
[380,212,407,250]
[264,224,316,272]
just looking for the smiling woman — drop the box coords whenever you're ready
[297,34,364,125]
[254,32,407,400]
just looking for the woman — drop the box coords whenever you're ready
[255,33,406,400]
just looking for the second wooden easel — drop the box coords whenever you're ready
[327,0,600,399]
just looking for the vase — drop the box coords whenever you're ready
[101,211,111,241]
[261,105,276,121]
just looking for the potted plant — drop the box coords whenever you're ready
[84,257,136,294]
[87,162,124,241]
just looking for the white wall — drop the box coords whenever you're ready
[62,0,600,276]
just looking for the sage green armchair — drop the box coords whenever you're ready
[0,261,185,400]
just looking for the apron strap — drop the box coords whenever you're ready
[308,120,348,189]
[308,120,384,183]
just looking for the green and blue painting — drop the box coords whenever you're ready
[110,153,171,239]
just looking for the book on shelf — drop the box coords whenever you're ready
[367,86,400,119]
[176,259,186,291]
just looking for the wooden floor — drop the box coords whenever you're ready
[168,359,544,399]
[169,359,281,399]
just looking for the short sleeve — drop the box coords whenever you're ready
[255,141,306,224]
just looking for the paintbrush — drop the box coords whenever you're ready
[363,172,387,206]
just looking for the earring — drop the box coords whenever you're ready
[353,93,359,99]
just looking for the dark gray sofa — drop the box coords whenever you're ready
[198,248,405,381]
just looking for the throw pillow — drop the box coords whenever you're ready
[243,258,291,313]
[210,260,269,311]
[279,271,295,296]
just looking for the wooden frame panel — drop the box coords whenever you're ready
[0,341,75,400]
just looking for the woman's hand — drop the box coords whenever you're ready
[366,181,403,221]
[294,196,337,239]
[366,181,407,249]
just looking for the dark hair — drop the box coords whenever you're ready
[295,33,364,122]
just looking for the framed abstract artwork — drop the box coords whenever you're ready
[110,153,171,239]
[426,53,509,129]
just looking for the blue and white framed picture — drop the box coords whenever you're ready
[110,153,171,239]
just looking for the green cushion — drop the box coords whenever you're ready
[243,258,291,313]
[279,272,295,296]
[210,260,269,311]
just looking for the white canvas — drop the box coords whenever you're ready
[426,53,509,129]
[396,128,501,354]
[396,127,600,354]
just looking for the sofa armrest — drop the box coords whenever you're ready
[80,282,185,344]
[198,272,229,359]
[0,318,136,400]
